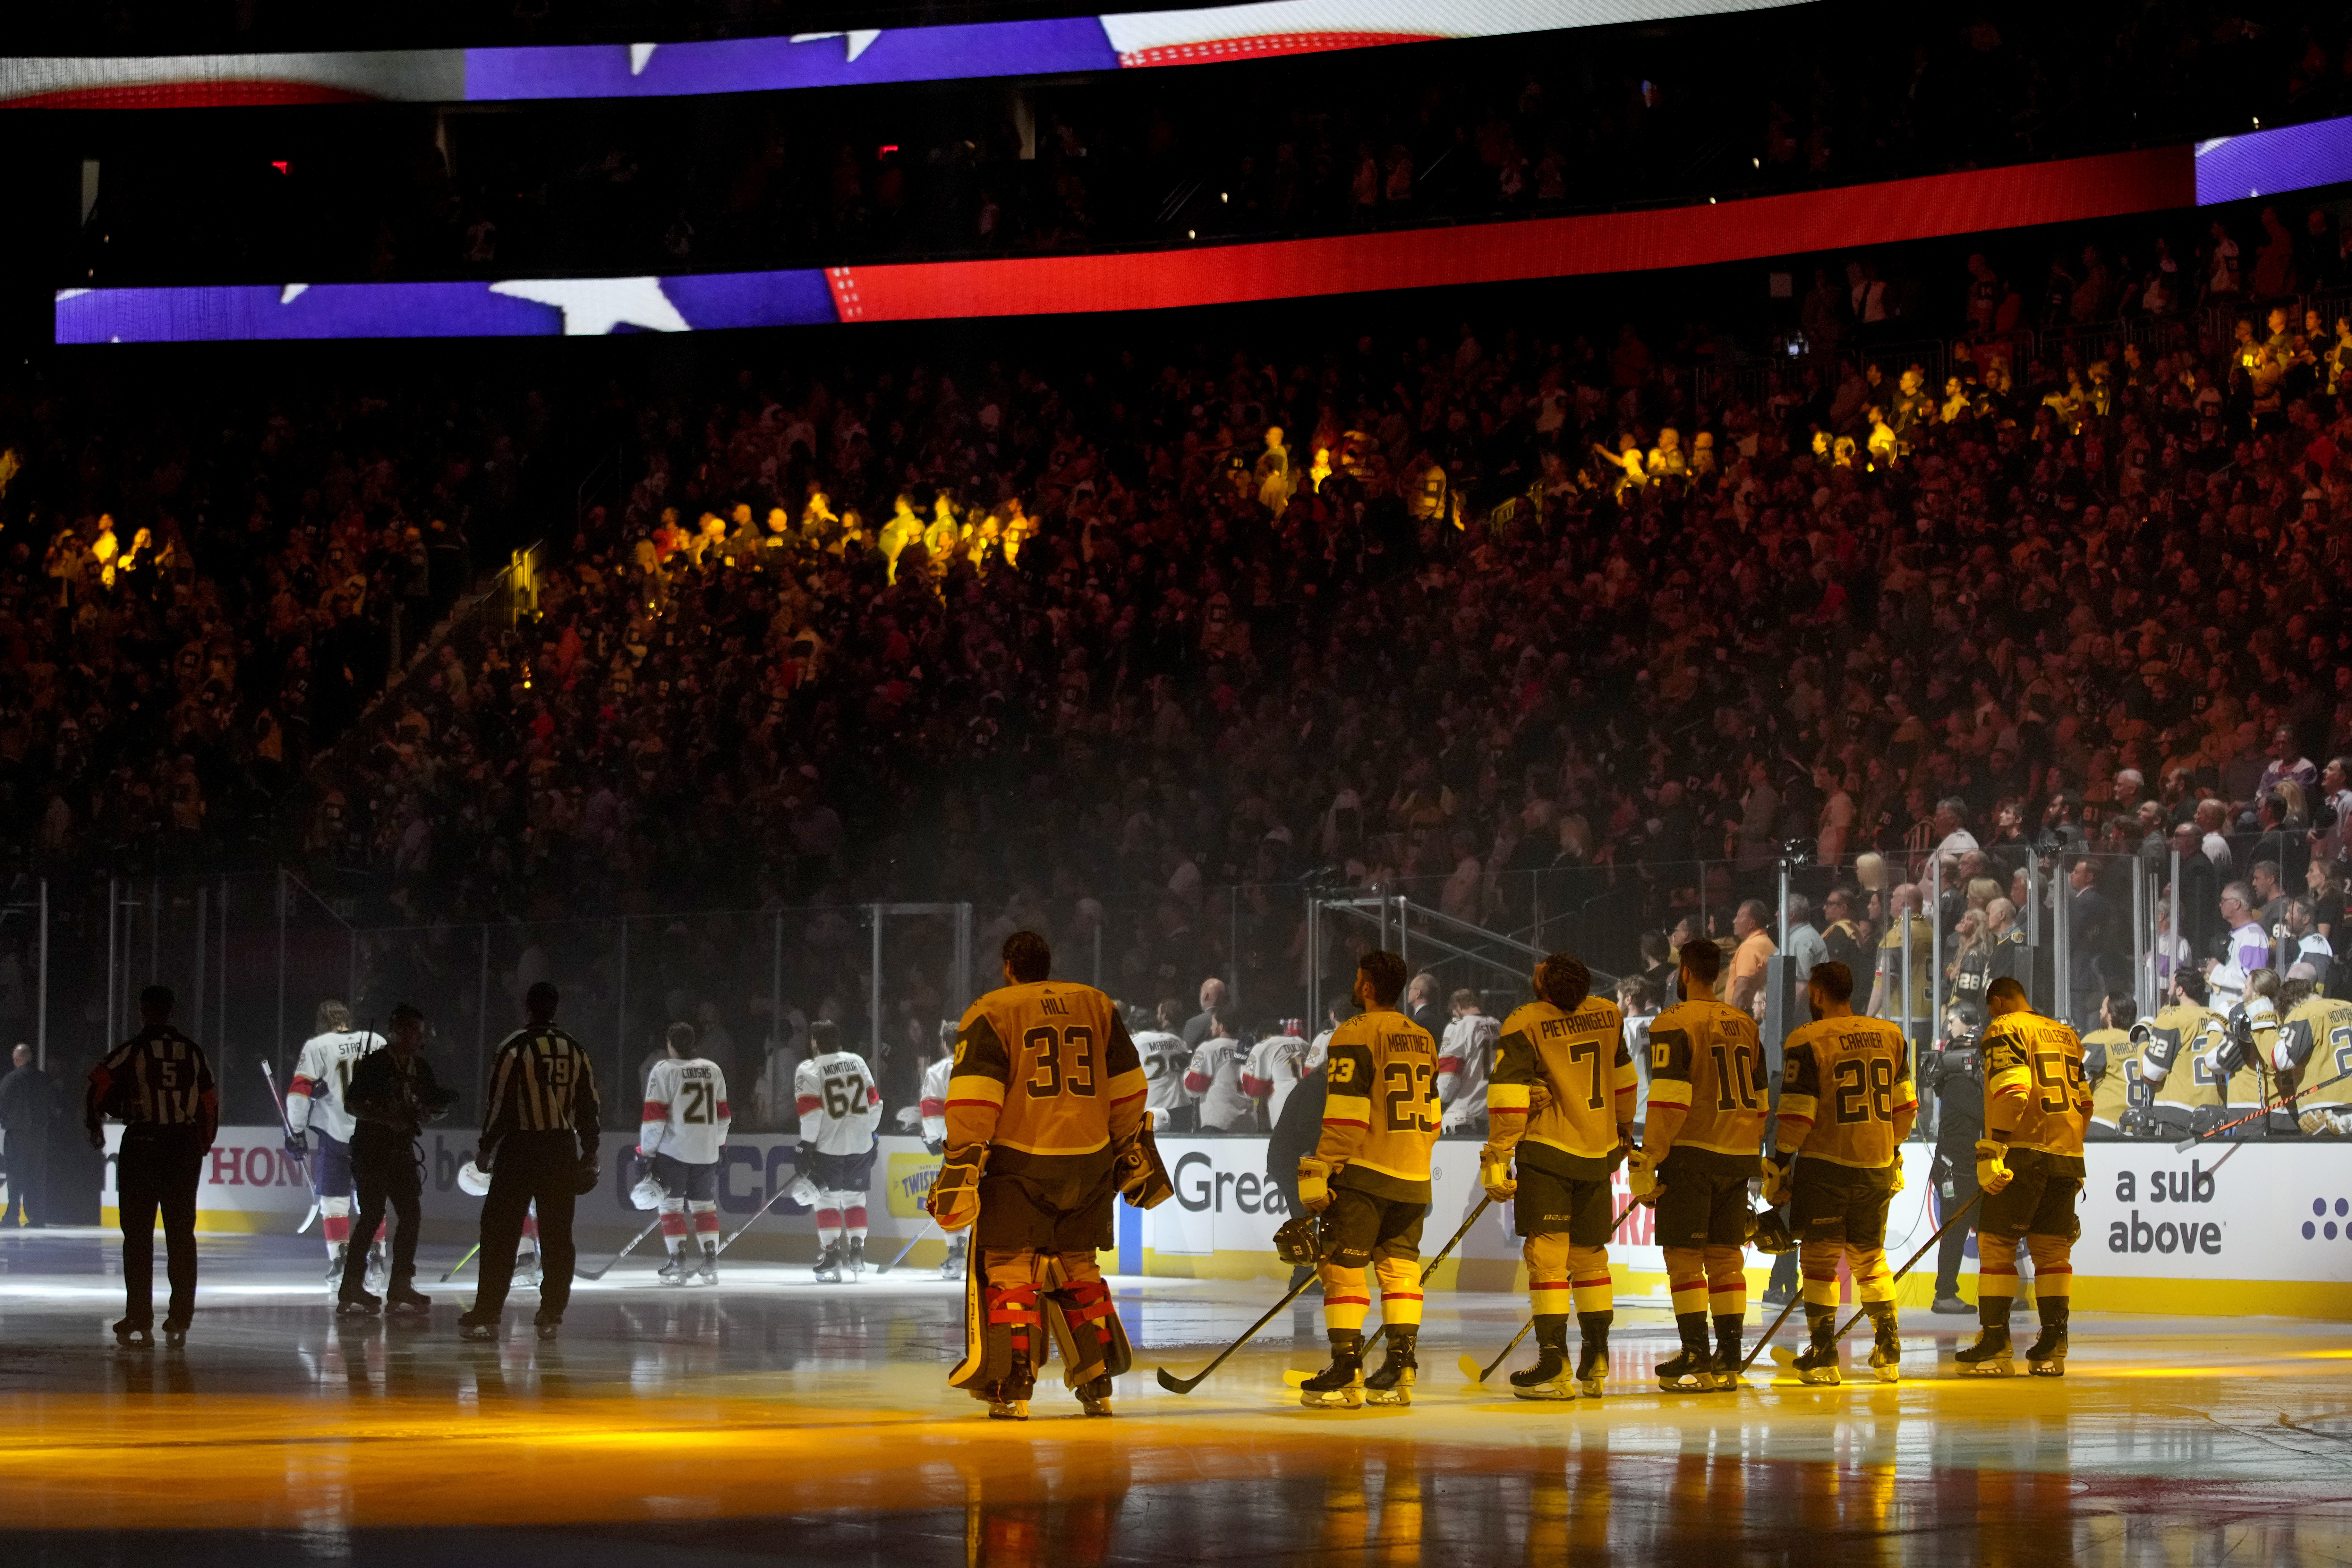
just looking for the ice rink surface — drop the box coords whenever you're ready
[3,1229,2348,1566]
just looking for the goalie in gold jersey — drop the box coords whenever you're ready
[926,932,1171,1420]
[1481,954,1635,1401]
[1956,976,2091,1377]
[1295,949,1443,1409]
[1763,962,1916,1385]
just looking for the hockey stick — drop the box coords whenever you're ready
[577,1215,664,1282]
[712,1179,800,1259]
[876,1218,937,1274]
[1458,1198,1640,1386]
[1282,1193,1498,1385]
[1156,1268,1325,1395]
[438,1243,481,1282]
[2170,1064,2352,1151]
[259,1060,322,1235]
[1756,1191,1981,1376]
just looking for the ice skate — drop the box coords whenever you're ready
[515,1251,543,1290]
[1955,1323,2014,1376]
[1509,1320,1576,1401]
[1866,1305,1901,1383]
[813,1241,845,1283]
[846,1236,866,1277]
[939,1237,968,1283]
[533,1311,561,1341]
[1299,1331,1366,1408]
[1574,1325,1609,1398]
[364,1243,388,1295]
[113,1318,152,1348]
[335,1288,382,1318]
[457,1310,498,1342]
[657,1254,689,1286]
[2025,1304,2068,1377]
[162,1319,189,1348]
[323,1243,346,1283]
[693,1246,719,1286]
[1362,1331,1417,1406]
[1076,1375,1115,1417]
[1790,1310,1840,1385]
[985,1356,1036,1420]
[386,1286,431,1318]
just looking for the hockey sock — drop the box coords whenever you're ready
[1977,1233,2018,1325]
[660,1208,688,1256]
[1852,1244,1894,1308]
[1667,1275,1709,1318]
[846,1204,868,1241]
[1525,1233,1571,1320]
[1318,1262,1370,1335]
[321,1198,351,1250]
[2026,1234,2072,1303]
[1703,1245,1747,1323]
[1373,1255,1423,1330]
[690,1204,719,1249]
[1799,1238,1841,1309]
[1567,1244,1613,1316]
[815,1208,843,1245]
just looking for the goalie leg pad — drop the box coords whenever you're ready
[1042,1255,1134,1387]
[951,1248,1049,1394]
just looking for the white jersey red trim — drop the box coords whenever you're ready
[640,1055,731,1164]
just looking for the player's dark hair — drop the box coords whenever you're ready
[1811,961,1854,1003]
[2104,992,2138,1029]
[315,999,352,1032]
[666,1020,696,1054]
[140,984,175,1014]
[1357,949,1407,1006]
[1678,939,1721,985]
[1985,976,2028,1007]
[1003,929,1052,983]
[525,980,560,1018]
[2282,977,2316,1011]
[2175,970,2208,1003]
[808,1018,839,1051]
[1534,954,1589,1011]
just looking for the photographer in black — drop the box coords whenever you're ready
[1924,999,1987,1317]
[339,1003,459,1318]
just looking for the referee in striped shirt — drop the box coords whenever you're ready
[460,981,601,1341]
[86,985,217,1346]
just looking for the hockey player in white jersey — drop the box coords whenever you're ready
[917,1021,967,1282]
[795,1019,882,1281]
[640,1020,732,1284]
[284,1000,386,1285]
[1132,1000,1194,1131]
[1438,989,1499,1135]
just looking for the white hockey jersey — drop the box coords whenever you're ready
[1438,1012,1500,1129]
[1241,1032,1316,1127]
[796,1049,883,1154]
[920,1056,952,1144]
[640,1055,731,1163]
[1183,1036,1254,1131]
[286,1028,386,1142]
[1133,1028,1193,1130]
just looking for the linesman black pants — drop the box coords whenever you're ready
[474,1132,581,1319]
[118,1123,205,1327]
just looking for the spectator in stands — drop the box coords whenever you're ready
[1182,978,1228,1050]
[1727,899,1776,1018]
[1781,893,1826,984]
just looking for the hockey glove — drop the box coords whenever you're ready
[796,1140,818,1171]
[1478,1143,1517,1202]
[1973,1138,2012,1195]
[573,1152,603,1195]
[926,1143,986,1231]
[1114,1121,1175,1210]
[1273,1214,1325,1265]
[283,1130,309,1157]
[1889,1160,1905,1196]
[1759,1152,1793,1208]
[1297,1155,1335,1213]
[1627,1147,1661,1206]
[924,1137,945,1157]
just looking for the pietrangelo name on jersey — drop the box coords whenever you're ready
[1534,1010,1615,1040]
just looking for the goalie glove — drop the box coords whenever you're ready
[1759,1152,1794,1208]
[1973,1137,2012,1195]
[1478,1143,1517,1202]
[1114,1121,1175,1210]
[1297,1155,1335,1214]
[925,1142,986,1231]
[1626,1146,1661,1206]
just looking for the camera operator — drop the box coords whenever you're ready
[1924,1001,1987,1317]
[340,1003,459,1317]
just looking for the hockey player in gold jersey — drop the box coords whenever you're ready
[1763,962,1916,1384]
[1956,976,2091,1376]
[1296,950,1442,1409]
[1638,938,1771,1390]
[1481,953,1634,1400]
[2142,970,2227,1138]
[928,931,1169,1420]
[2273,976,2352,1135]
[2082,993,2153,1139]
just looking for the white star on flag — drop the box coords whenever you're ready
[788,30,881,60]
[488,276,691,336]
[630,43,657,76]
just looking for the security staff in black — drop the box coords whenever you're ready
[341,1002,459,1318]
[1922,1000,1986,1315]
[86,985,218,1346]
[462,982,601,1341]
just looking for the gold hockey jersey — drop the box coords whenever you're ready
[1317,1007,1442,1201]
[1487,996,1636,1176]
[1980,1008,2089,1166]
[2280,996,2352,1110]
[1776,1013,1915,1169]
[946,981,1146,1166]
[2083,1025,2154,1127]
[1645,997,1770,1161]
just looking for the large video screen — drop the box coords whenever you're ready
[2,1,1800,108]
[56,146,2192,344]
